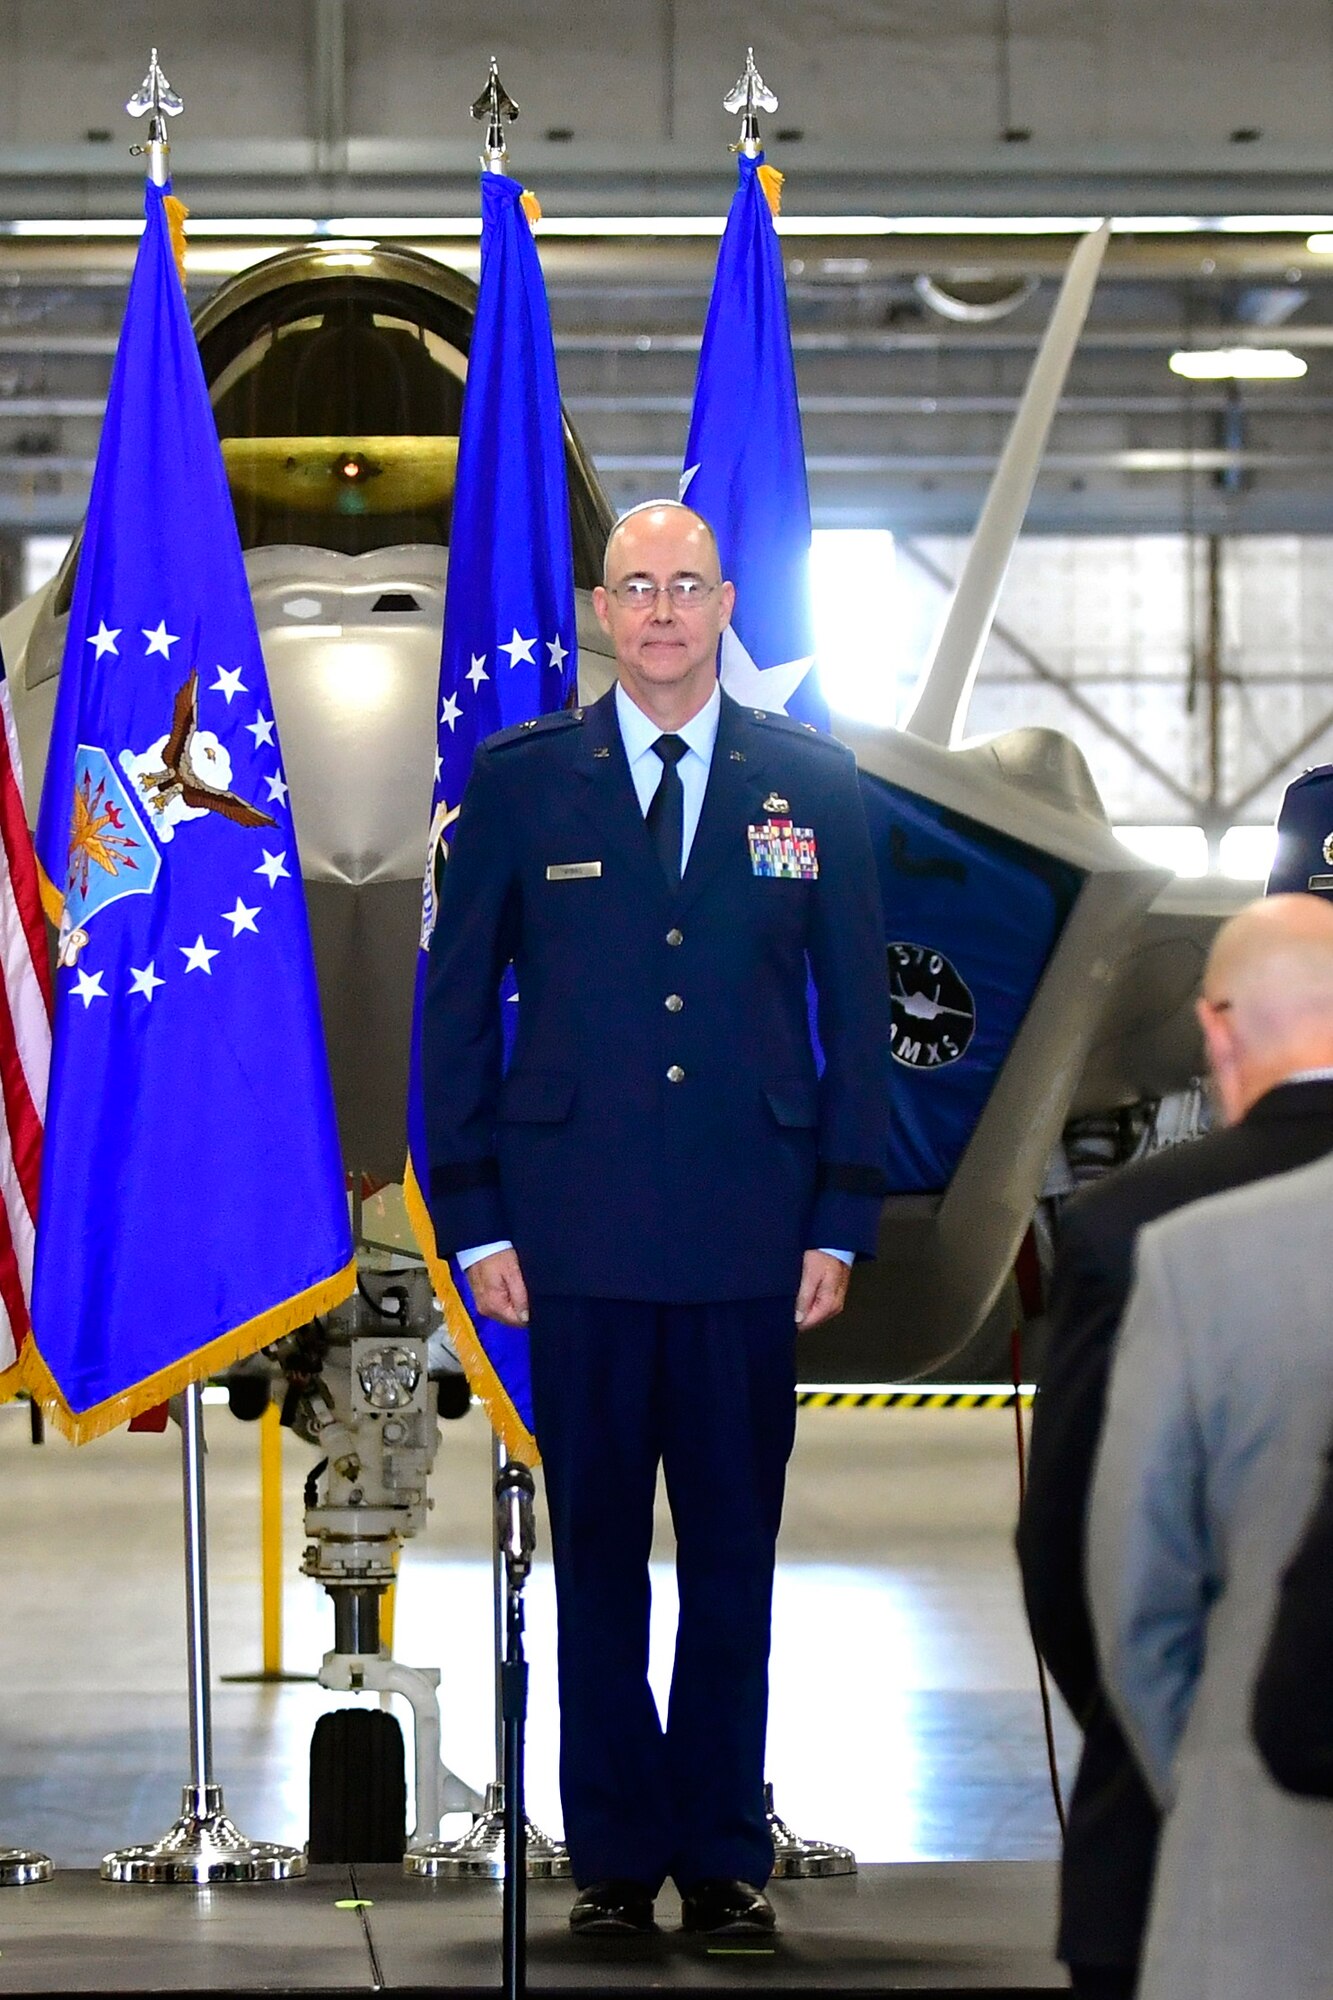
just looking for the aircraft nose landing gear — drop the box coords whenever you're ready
[292,1286,484,1860]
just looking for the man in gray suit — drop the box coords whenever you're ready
[1088,918,1333,2000]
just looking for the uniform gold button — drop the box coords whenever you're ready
[666,927,683,946]
[665,994,684,1012]
[666,1064,686,1083]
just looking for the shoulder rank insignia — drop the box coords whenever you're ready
[746,707,845,752]
[747,816,818,880]
[486,708,585,752]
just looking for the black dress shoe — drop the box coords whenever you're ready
[679,1878,777,1936]
[569,1879,657,1935]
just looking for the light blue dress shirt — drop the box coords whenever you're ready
[615,678,720,871]
[457,682,850,1273]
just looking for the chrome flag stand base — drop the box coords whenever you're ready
[101,1386,305,1887]
[103,1784,303,1885]
[405,1781,570,1880]
[0,1849,53,1887]
[766,1784,857,1878]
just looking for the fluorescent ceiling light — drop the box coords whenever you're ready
[1169,346,1307,380]
[323,216,483,238]
[1308,233,1333,254]
[1214,214,1333,233]
[6,217,320,237]
[7,211,1333,244]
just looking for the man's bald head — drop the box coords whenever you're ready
[602,500,721,585]
[1198,893,1333,1122]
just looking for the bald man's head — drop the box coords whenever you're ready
[602,500,721,584]
[1198,893,1333,1122]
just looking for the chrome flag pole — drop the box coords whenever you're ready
[102,1384,306,1883]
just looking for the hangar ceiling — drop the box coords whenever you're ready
[3,1,1333,542]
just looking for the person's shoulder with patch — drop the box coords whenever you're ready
[482,707,587,755]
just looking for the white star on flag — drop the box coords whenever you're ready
[440,693,462,731]
[224,898,260,937]
[434,752,443,782]
[499,629,537,669]
[264,772,289,807]
[246,711,277,747]
[548,635,569,672]
[718,628,816,716]
[255,848,290,887]
[87,622,120,660]
[142,621,179,658]
[128,963,165,1001]
[211,665,248,704]
[679,464,700,501]
[71,967,107,1008]
[180,935,219,975]
[466,654,489,690]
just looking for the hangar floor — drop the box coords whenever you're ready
[0,1399,1072,1869]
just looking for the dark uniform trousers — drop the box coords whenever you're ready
[530,1295,796,1890]
[423,685,891,1893]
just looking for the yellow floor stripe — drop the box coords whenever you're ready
[796,1388,1034,1411]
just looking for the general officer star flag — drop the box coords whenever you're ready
[683,152,827,730]
[404,171,576,1464]
[26,181,354,1441]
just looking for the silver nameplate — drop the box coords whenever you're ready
[546,861,603,881]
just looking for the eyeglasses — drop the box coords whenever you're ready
[606,575,717,610]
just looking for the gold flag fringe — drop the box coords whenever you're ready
[521,190,542,226]
[37,860,61,929]
[18,1256,356,1445]
[758,164,784,216]
[164,195,190,288]
[402,1158,539,1465]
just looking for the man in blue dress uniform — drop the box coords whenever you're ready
[422,501,891,1937]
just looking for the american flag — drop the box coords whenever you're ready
[0,648,51,1383]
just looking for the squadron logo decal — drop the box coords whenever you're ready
[888,941,977,1069]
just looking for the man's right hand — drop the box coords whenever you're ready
[468,1247,530,1326]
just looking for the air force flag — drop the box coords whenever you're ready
[27,181,354,1440]
[683,152,826,730]
[405,172,576,1464]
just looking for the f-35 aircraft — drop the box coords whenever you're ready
[0,236,1230,1386]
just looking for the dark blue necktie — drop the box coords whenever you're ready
[645,733,688,888]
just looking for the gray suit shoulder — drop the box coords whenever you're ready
[482,708,586,754]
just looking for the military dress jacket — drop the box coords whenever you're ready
[421,684,892,1303]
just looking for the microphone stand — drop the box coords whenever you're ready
[495,1459,536,2000]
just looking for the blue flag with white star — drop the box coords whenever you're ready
[27,181,354,1441]
[683,152,827,729]
[404,172,575,1464]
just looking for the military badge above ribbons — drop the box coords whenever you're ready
[25,180,354,1441]
[404,150,577,1466]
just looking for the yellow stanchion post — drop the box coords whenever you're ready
[260,1400,283,1676]
[381,1546,401,1658]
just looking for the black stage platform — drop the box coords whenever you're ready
[0,1862,1066,1997]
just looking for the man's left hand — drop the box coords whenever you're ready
[795,1250,851,1330]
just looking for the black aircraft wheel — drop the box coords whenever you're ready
[308,1707,407,1862]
